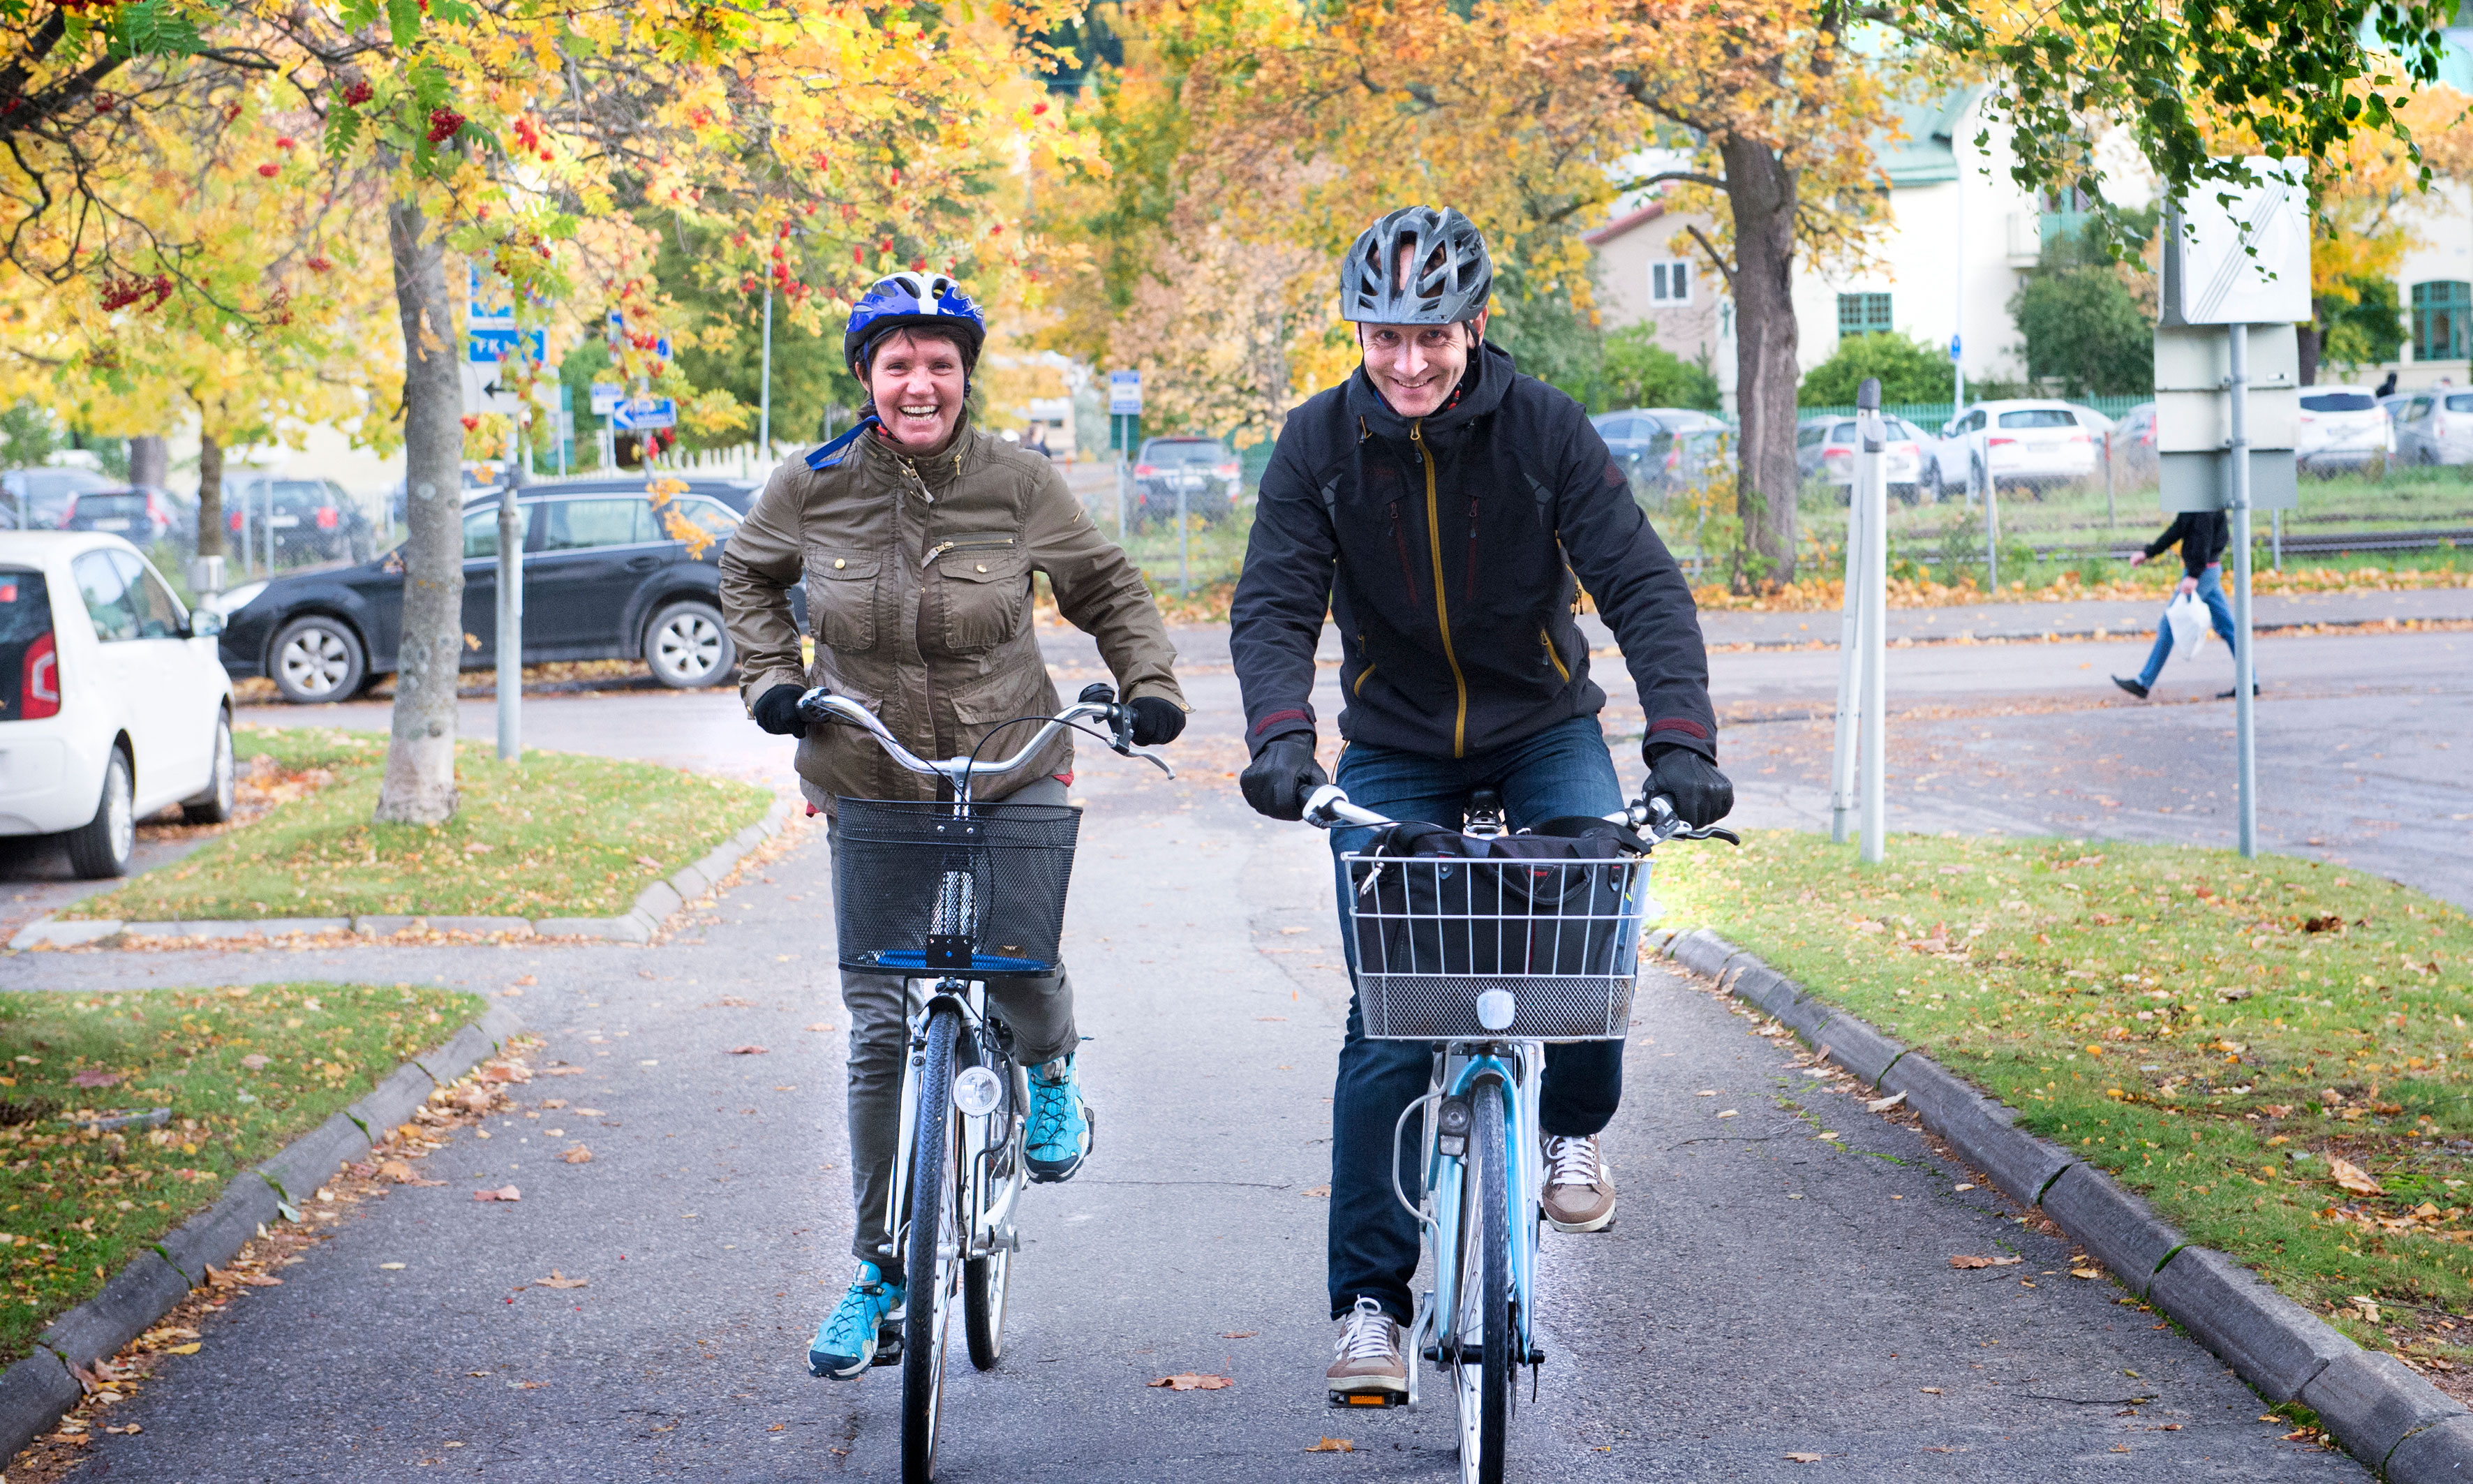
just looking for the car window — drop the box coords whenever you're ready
[1961,410,1986,433]
[73,550,142,642]
[2301,392,2378,413]
[1796,423,1826,448]
[542,498,651,552]
[1147,441,1227,465]
[671,497,738,540]
[109,550,184,638]
[464,506,508,560]
[1829,422,1856,443]
[1998,408,2076,429]
[2405,397,2435,420]
[75,493,148,519]
[1887,420,1923,442]
[2446,394,2473,414]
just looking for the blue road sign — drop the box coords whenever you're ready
[612,397,678,431]
[468,327,546,364]
[1108,369,1142,415]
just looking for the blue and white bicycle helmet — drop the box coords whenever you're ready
[844,272,986,377]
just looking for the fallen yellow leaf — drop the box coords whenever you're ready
[1305,1437,1353,1453]
[538,1270,588,1289]
[1949,1254,2022,1269]
[165,1343,201,1356]
[561,1145,593,1164]
[2330,1157,2384,1196]
[1784,1453,1827,1463]
[1148,1374,1233,1390]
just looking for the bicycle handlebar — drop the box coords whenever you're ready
[797,685,1175,793]
[1300,782,1739,848]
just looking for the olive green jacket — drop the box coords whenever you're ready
[719,416,1186,805]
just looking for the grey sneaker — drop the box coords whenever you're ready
[1541,1134,1617,1232]
[1325,1296,1407,1398]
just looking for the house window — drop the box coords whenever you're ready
[1837,292,1893,339]
[1650,260,1693,305]
[2412,281,2470,362]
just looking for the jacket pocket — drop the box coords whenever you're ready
[931,545,1029,657]
[810,551,882,653]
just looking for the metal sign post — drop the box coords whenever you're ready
[2155,157,2308,861]
[498,417,526,764]
[1857,381,1889,864]
[1108,371,1143,541]
[1829,401,1868,846]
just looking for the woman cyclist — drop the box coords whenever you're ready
[718,272,1189,1379]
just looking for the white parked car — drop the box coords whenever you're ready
[1795,415,1930,503]
[0,533,235,877]
[2296,385,2394,473]
[1926,399,2100,498]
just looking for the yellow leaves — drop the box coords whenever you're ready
[1949,1254,2021,1269]
[1148,1373,1233,1390]
[2330,1157,2385,1196]
[1305,1437,1354,1452]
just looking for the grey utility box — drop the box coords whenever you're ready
[2153,322,2299,514]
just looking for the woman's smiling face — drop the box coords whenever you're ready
[868,329,969,452]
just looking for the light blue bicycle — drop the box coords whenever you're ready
[1303,782,1734,1484]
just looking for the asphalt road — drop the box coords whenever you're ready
[8,608,2428,1478]
[4,764,2355,1481]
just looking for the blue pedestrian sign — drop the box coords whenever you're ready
[612,397,677,431]
[467,326,547,365]
[1948,332,1962,362]
[1108,370,1143,415]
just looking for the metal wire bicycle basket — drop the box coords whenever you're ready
[1339,852,1653,1040]
[833,799,1082,977]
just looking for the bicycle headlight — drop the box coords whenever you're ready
[951,1065,1004,1118]
[1476,989,1517,1032]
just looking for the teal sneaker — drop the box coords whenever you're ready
[808,1263,905,1379]
[1025,1055,1094,1183]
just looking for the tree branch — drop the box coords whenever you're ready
[1686,223,1735,293]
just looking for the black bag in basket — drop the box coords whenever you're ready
[1349,817,1642,981]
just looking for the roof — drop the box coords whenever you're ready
[1877,89,1977,188]
[1583,200,1668,248]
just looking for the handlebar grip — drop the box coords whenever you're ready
[1077,682,1117,706]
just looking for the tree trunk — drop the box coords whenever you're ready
[1721,134,1802,589]
[193,433,223,561]
[2298,302,2321,387]
[374,192,465,825]
[128,435,167,491]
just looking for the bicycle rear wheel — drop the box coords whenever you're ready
[902,1008,965,1483]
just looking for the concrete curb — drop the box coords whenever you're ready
[1663,928,2473,1481]
[0,1001,528,1463]
[6,798,796,951]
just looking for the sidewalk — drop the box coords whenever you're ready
[1691,586,2473,649]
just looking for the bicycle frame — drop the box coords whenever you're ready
[884,977,1026,1282]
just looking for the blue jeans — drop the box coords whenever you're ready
[2136,564,2243,688]
[1324,714,1627,1323]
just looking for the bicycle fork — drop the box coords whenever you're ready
[1403,1047,1545,1404]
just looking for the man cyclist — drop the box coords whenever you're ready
[719,272,1189,1380]
[1228,207,1732,1399]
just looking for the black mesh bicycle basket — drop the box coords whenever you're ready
[833,799,1082,977]
[1340,851,1653,1041]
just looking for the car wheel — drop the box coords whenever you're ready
[64,748,135,880]
[269,615,367,704]
[183,711,235,824]
[644,600,735,689]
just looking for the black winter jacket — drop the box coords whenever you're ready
[2144,511,2230,579]
[1230,343,1717,765]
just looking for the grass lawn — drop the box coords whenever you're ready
[0,981,482,1363]
[1655,830,2473,1360]
[62,725,772,922]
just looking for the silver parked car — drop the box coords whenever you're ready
[2296,385,2394,474]
[2390,388,2473,467]
[1926,399,2100,499]
[1797,415,1929,503]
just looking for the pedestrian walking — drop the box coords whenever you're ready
[1229,205,1728,1401]
[2111,508,2257,699]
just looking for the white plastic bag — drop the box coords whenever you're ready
[2164,591,2208,662]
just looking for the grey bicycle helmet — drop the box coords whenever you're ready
[1340,206,1494,325]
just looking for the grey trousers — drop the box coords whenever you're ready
[824,776,1079,1282]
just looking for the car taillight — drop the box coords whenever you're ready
[1214,463,1239,479]
[22,633,57,720]
[230,510,244,531]
[2067,430,2089,443]
[1987,436,2017,447]
[315,507,339,529]
[1134,464,1157,477]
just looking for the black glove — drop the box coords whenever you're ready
[1239,736,1327,822]
[752,683,807,738]
[1646,745,1732,828]
[1127,695,1187,747]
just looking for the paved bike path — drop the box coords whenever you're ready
[6,762,2357,1480]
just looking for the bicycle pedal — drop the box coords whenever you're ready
[1328,1390,1404,1409]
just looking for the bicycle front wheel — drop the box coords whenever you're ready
[1461,1087,1510,1484]
[902,1008,965,1483]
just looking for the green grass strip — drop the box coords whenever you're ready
[0,981,483,1364]
[1656,830,2473,1354]
[64,725,772,922]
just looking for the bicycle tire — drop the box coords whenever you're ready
[902,1008,964,1483]
[1473,1088,1510,1483]
[964,1247,1009,1370]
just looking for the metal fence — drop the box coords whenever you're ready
[1790,394,2150,429]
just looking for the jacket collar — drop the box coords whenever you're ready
[1344,339,1517,441]
[861,409,974,491]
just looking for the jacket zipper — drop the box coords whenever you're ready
[1540,626,1570,683]
[1412,420,1469,757]
[920,535,1016,567]
[1386,500,1420,605]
